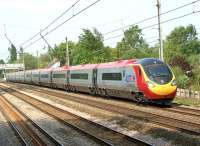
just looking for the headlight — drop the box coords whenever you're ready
[146,81,156,88]
[171,80,176,86]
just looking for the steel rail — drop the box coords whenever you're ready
[0,94,47,146]
[7,82,200,117]
[0,106,28,146]
[1,96,64,146]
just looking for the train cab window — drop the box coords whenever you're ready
[102,73,122,81]
[71,73,88,80]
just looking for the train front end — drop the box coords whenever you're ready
[136,58,177,104]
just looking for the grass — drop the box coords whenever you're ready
[173,96,200,107]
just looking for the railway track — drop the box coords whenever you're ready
[0,85,152,146]
[170,105,200,117]
[10,83,200,136]
[8,83,200,118]
[0,94,63,146]
[7,82,200,118]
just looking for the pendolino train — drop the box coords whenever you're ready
[6,58,177,104]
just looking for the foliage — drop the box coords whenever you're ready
[170,56,193,74]
[172,67,189,88]
[23,53,38,70]
[52,41,76,66]
[0,59,5,64]
[164,24,200,62]
[116,25,149,59]
[38,53,50,68]
[8,44,17,63]
[72,28,111,64]
[173,97,200,107]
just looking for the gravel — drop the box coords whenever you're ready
[1,89,101,146]
[13,85,173,146]
[0,109,22,146]
[2,82,200,146]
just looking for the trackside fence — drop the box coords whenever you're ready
[176,88,200,100]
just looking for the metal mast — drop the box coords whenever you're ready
[65,37,69,66]
[156,0,164,61]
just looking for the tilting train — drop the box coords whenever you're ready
[6,58,177,104]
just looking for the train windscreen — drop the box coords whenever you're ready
[143,64,173,85]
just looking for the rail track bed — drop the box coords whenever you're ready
[0,84,151,146]
[0,93,62,146]
[6,82,200,136]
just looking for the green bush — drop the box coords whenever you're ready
[172,67,189,88]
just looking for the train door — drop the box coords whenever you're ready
[92,68,97,88]
[67,70,70,86]
[50,71,53,85]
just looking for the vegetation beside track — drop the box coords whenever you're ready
[173,96,200,107]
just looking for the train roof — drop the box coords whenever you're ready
[96,59,137,68]
[67,59,137,70]
[52,66,69,71]
[21,58,162,72]
[136,58,164,66]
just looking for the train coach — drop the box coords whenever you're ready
[6,58,177,104]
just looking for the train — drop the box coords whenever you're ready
[6,58,177,105]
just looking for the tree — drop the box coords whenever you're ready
[52,41,77,66]
[72,28,110,64]
[39,53,51,68]
[116,25,149,59]
[164,24,200,62]
[23,53,38,70]
[19,47,24,59]
[8,44,17,63]
[0,59,5,64]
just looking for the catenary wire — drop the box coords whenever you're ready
[104,10,200,41]
[103,0,200,35]
[19,0,81,47]
[23,0,102,49]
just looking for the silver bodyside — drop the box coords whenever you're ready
[40,70,51,86]
[32,70,40,84]
[52,70,67,88]
[15,72,20,82]
[69,69,93,87]
[19,71,25,82]
[97,66,137,92]
[24,71,32,83]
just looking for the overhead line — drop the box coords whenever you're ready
[103,0,200,35]
[19,0,81,47]
[24,0,102,49]
[44,0,101,37]
[104,10,200,41]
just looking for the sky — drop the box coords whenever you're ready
[0,0,200,62]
